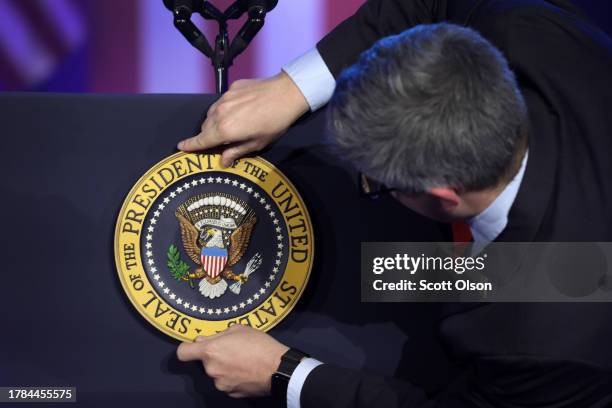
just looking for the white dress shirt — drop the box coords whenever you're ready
[468,151,529,254]
[281,48,530,408]
[282,48,336,111]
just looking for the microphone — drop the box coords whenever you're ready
[163,0,213,57]
[164,0,277,19]
[162,0,205,13]
[227,0,276,60]
[162,0,278,92]
[246,0,278,12]
[223,0,277,20]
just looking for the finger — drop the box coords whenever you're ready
[176,341,203,362]
[214,380,234,393]
[228,392,247,399]
[220,140,260,168]
[193,332,224,348]
[226,323,246,332]
[177,128,224,152]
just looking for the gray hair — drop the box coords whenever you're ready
[328,23,528,192]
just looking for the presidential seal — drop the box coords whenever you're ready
[114,153,313,341]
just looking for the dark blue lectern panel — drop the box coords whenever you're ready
[0,93,450,407]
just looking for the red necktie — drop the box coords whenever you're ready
[452,221,472,243]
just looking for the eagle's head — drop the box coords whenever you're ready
[200,227,221,241]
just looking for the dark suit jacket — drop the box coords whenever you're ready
[302,0,612,406]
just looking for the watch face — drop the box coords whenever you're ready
[272,372,291,380]
[115,152,314,341]
[271,372,290,399]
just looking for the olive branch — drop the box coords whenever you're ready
[167,244,194,288]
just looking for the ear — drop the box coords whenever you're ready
[427,187,461,209]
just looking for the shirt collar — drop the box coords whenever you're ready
[469,151,529,246]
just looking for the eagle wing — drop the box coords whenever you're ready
[227,214,257,266]
[176,213,201,265]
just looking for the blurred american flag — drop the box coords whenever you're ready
[0,0,365,93]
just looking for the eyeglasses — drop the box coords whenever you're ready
[359,173,396,199]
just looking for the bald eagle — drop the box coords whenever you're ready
[176,212,257,299]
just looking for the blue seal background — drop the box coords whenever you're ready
[141,171,290,320]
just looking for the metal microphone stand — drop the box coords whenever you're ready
[170,1,270,93]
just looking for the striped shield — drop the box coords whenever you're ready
[201,247,228,279]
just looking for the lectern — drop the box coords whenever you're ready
[0,93,450,407]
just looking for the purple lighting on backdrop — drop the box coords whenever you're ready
[0,0,369,93]
[40,0,84,48]
[139,0,209,93]
[0,0,49,86]
[0,0,84,89]
[0,0,609,94]
[256,0,325,78]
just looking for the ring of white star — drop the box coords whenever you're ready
[143,176,286,317]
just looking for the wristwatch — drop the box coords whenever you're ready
[271,348,309,400]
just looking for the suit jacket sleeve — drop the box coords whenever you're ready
[300,364,429,408]
[316,0,445,78]
[300,358,612,408]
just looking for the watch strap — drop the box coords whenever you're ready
[271,348,309,400]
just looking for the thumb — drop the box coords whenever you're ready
[176,341,204,362]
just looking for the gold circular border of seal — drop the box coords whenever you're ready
[114,152,314,341]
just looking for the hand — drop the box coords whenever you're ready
[176,324,289,398]
[178,71,310,167]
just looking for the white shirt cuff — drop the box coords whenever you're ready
[282,48,336,111]
[287,358,323,408]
